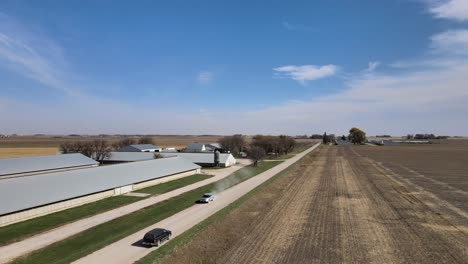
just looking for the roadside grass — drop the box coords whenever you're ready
[265,144,313,160]
[0,174,212,246]
[136,161,296,264]
[12,161,282,264]
[137,174,213,195]
[290,144,313,154]
[266,153,295,160]
[0,196,142,247]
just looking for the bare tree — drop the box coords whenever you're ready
[112,138,136,150]
[252,135,295,157]
[92,139,112,163]
[219,134,246,156]
[138,136,155,145]
[59,142,75,154]
[248,146,266,167]
[60,139,111,163]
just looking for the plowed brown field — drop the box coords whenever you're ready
[157,145,468,264]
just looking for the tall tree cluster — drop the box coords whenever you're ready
[137,136,155,145]
[112,138,136,150]
[348,127,366,145]
[251,135,295,156]
[219,134,246,156]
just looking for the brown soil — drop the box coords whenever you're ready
[158,145,468,264]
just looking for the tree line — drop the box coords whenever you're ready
[219,134,296,166]
[60,136,155,163]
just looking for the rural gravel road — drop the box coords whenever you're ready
[0,159,250,264]
[73,143,321,264]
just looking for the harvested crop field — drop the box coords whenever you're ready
[156,145,468,264]
[0,148,59,158]
[0,135,224,158]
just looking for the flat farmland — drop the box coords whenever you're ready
[154,145,468,264]
[0,135,224,158]
[0,148,59,158]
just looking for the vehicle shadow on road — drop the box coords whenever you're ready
[131,239,149,248]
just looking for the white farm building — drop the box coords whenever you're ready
[0,153,99,179]
[160,152,236,167]
[118,144,162,152]
[0,157,200,227]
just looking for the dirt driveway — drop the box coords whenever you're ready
[158,146,468,264]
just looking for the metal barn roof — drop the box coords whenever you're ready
[185,143,221,152]
[160,152,235,165]
[118,144,161,152]
[0,153,99,177]
[105,152,155,162]
[185,143,206,152]
[0,157,200,215]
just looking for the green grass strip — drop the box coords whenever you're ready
[0,174,212,246]
[136,161,297,264]
[12,161,281,264]
[0,196,142,247]
[137,174,212,195]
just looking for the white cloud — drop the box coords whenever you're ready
[430,29,468,55]
[429,0,468,21]
[273,64,338,84]
[365,61,380,72]
[0,13,78,95]
[3,59,468,136]
[197,71,213,84]
[2,9,468,136]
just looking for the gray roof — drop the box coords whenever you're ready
[185,143,221,152]
[185,143,206,152]
[160,152,235,165]
[0,154,99,177]
[105,152,155,162]
[205,143,221,149]
[0,157,200,215]
[118,144,161,152]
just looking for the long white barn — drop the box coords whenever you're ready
[160,152,236,167]
[0,153,99,178]
[0,157,200,227]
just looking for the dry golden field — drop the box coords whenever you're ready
[0,135,224,158]
[0,148,59,158]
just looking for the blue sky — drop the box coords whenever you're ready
[1,0,468,135]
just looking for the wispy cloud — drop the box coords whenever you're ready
[428,0,468,21]
[273,64,338,84]
[430,29,468,55]
[197,71,214,85]
[0,13,78,95]
[365,61,380,72]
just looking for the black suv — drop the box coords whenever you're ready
[142,228,172,247]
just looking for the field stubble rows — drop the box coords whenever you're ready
[156,145,468,264]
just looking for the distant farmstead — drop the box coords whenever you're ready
[118,144,162,152]
[184,143,221,152]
